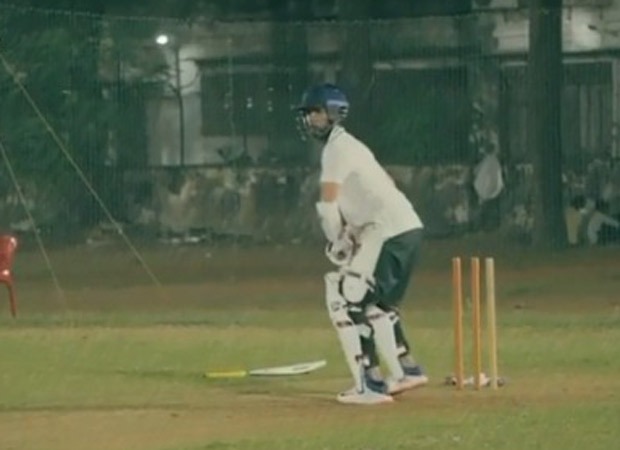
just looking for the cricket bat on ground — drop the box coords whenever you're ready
[204,359,326,379]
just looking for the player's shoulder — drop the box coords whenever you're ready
[326,127,366,155]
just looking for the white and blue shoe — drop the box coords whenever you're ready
[387,365,429,395]
[337,375,394,405]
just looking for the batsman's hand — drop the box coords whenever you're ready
[325,229,359,267]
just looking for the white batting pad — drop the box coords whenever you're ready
[366,305,404,380]
[324,272,364,391]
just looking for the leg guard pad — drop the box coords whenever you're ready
[365,305,404,380]
[324,272,366,390]
[339,270,374,304]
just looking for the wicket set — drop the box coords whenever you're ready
[451,256,500,390]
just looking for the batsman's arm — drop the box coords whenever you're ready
[320,181,340,202]
[315,182,342,242]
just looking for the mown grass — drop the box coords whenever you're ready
[0,241,619,450]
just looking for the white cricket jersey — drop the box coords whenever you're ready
[319,126,423,239]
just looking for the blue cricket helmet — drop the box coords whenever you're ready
[295,83,349,139]
[296,83,350,122]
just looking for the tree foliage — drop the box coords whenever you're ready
[0,2,113,226]
[0,1,173,224]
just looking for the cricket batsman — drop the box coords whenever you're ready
[296,83,428,404]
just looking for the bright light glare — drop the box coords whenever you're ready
[155,34,169,46]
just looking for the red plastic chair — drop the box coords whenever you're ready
[0,235,18,318]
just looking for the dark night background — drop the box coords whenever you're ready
[15,0,473,20]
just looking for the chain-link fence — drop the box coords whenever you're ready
[0,3,619,247]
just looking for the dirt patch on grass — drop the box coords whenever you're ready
[1,373,618,450]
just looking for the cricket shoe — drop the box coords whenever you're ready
[337,376,393,405]
[387,365,429,395]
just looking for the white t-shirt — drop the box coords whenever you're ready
[474,153,504,202]
[319,126,423,239]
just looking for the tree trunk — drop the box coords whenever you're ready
[527,0,567,248]
[337,0,373,141]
